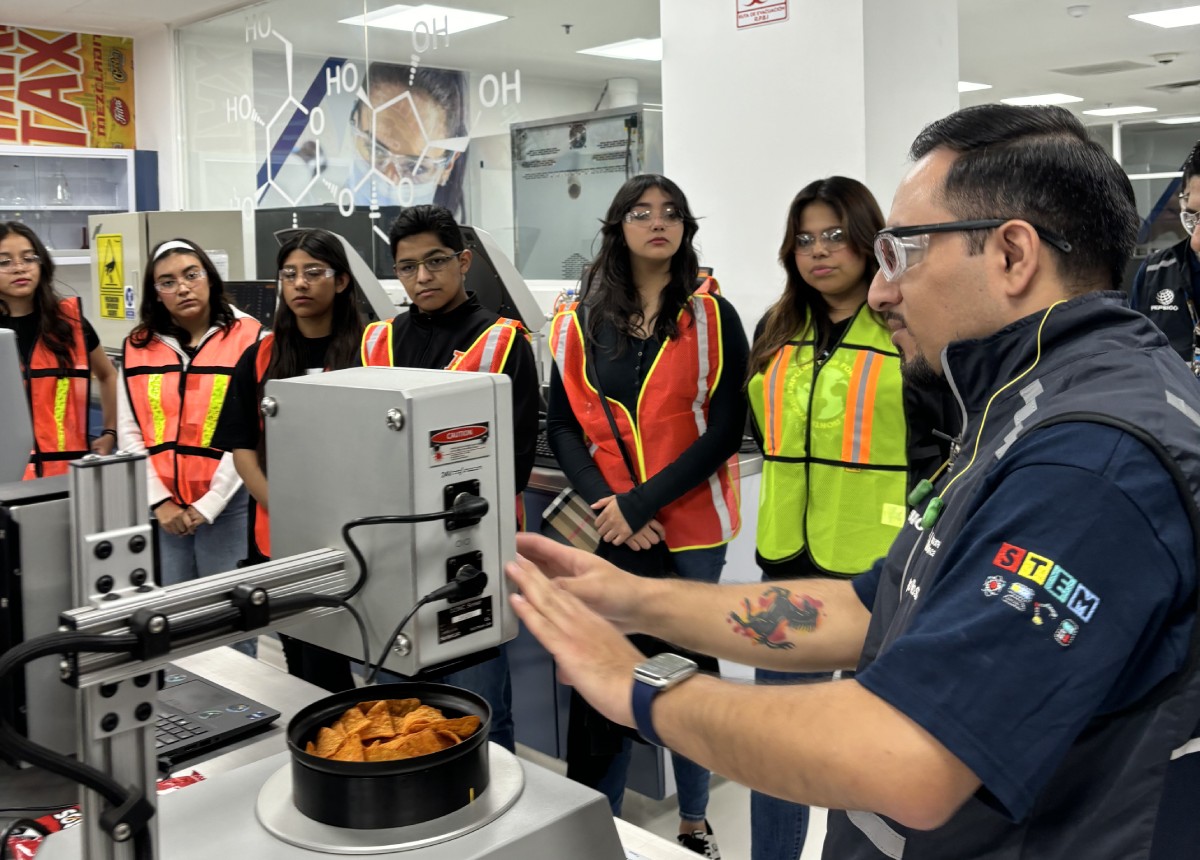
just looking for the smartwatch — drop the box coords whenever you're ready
[631,653,698,747]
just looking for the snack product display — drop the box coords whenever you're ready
[303,697,482,763]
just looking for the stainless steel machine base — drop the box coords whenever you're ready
[35,747,626,859]
[256,745,525,854]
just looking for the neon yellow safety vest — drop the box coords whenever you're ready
[748,305,907,574]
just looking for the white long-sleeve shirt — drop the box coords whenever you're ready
[116,310,259,524]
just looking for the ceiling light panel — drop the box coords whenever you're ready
[1082,106,1157,116]
[1000,93,1084,106]
[339,4,508,34]
[1128,6,1200,28]
[577,38,663,61]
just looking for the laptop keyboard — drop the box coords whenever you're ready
[155,713,207,750]
[534,430,557,469]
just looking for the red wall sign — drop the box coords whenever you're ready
[737,0,789,30]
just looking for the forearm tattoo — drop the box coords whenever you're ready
[728,586,822,649]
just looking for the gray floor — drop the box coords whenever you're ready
[258,636,829,859]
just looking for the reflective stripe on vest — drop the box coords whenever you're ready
[550,295,740,550]
[122,317,261,505]
[445,318,524,373]
[361,320,393,366]
[22,297,90,479]
[748,306,907,573]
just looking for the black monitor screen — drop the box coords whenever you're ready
[225,281,278,327]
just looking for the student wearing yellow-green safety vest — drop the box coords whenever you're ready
[744,177,957,860]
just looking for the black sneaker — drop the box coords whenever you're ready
[677,820,721,859]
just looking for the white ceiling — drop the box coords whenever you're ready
[4,0,1199,122]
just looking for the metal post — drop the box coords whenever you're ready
[69,454,158,860]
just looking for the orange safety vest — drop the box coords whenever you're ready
[360,315,528,529]
[122,317,262,506]
[549,294,740,551]
[251,333,277,558]
[22,297,91,479]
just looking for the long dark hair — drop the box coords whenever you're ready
[0,221,76,371]
[129,238,236,348]
[361,62,468,220]
[582,174,700,347]
[747,177,884,379]
[267,229,365,380]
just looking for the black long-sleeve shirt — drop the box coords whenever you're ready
[359,293,539,493]
[547,295,749,533]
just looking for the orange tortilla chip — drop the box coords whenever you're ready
[307,698,477,762]
[387,698,422,719]
[397,706,444,735]
[315,726,345,757]
[330,735,365,762]
[421,716,481,739]
[339,707,370,736]
[358,700,396,741]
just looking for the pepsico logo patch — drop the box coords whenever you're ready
[109,97,130,126]
[1156,289,1175,306]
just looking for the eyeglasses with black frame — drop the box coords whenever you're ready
[623,205,685,226]
[279,266,336,285]
[873,219,1073,282]
[393,251,464,282]
[0,253,41,272]
[154,269,208,293]
[795,228,849,256]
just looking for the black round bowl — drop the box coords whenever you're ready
[286,681,491,830]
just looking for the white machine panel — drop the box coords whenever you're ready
[267,367,518,676]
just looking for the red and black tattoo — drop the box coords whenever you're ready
[728,586,823,649]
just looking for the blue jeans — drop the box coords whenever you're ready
[377,645,515,752]
[594,545,727,822]
[157,487,254,656]
[751,666,847,860]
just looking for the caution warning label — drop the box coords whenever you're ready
[96,234,126,320]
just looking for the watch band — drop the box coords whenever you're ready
[632,677,667,747]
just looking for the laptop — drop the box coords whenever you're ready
[0,330,33,483]
[154,663,281,769]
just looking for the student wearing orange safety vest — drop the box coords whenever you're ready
[117,239,262,611]
[359,204,539,752]
[211,228,365,691]
[0,222,118,477]
[546,174,748,858]
[745,177,956,860]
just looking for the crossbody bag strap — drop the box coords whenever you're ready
[581,305,641,487]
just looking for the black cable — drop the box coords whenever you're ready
[341,495,488,600]
[0,632,155,860]
[365,598,429,686]
[0,632,139,807]
[365,565,487,685]
[169,606,241,640]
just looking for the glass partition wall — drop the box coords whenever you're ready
[176,0,664,282]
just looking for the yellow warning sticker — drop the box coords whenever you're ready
[96,234,126,320]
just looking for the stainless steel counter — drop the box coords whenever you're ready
[3,648,695,860]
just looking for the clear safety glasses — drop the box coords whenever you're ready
[873,219,1073,281]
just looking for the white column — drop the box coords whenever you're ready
[134,25,182,210]
[661,0,958,331]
